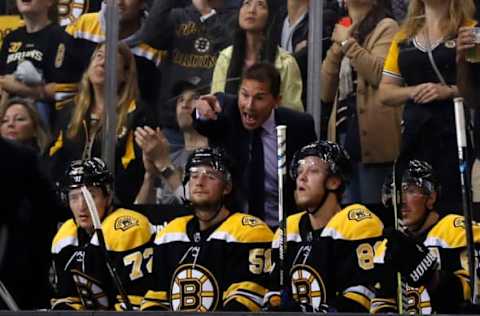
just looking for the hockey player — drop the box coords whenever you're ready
[264,140,385,312]
[141,147,274,311]
[50,158,155,310]
[371,160,480,314]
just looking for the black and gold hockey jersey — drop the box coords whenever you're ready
[141,212,273,312]
[265,204,384,312]
[50,208,155,310]
[371,214,480,314]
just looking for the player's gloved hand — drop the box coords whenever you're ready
[384,228,438,287]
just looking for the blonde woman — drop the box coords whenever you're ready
[322,0,401,207]
[378,0,476,212]
[48,42,148,204]
[0,97,51,154]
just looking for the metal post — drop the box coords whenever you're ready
[103,0,119,175]
[307,0,324,138]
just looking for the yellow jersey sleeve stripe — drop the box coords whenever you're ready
[272,211,304,245]
[223,281,267,304]
[49,131,64,157]
[383,32,404,79]
[344,292,371,311]
[141,290,169,310]
[224,294,261,311]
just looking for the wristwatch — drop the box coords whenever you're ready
[159,164,175,179]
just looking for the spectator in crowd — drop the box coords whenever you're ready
[0,0,81,130]
[0,137,62,309]
[264,141,384,312]
[378,0,476,213]
[55,0,163,129]
[141,0,236,142]
[134,78,208,205]
[371,160,480,314]
[457,23,480,213]
[322,0,401,210]
[141,147,273,311]
[0,97,50,154]
[194,63,316,228]
[48,43,147,205]
[211,0,304,112]
[270,0,341,107]
[50,158,155,310]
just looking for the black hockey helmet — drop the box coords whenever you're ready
[183,147,232,185]
[402,160,439,195]
[289,140,352,183]
[62,157,113,193]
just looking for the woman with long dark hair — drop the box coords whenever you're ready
[211,0,304,112]
[322,0,401,209]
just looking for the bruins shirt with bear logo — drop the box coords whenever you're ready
[265,204,384,312]
[50,208,156,310]
[371,214,480,314]
[0,23,82,84]
[141,212,273,312]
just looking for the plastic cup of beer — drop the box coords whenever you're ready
[466,27,480,63]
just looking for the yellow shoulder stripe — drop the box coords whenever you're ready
[425,214,480,249]
[209,213,273,243]
[272,211,304,247]
[322,204,384,240]
[98,209,154,252]
[155,215,193,245]
[52,219,78,254]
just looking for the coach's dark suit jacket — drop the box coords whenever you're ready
[194,93,317,218]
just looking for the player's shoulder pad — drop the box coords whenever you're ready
[424,214,480,249]
[52,219,78,254]
[154,215,194,245]
[97,208,155,252]
[208,213,273,243]
[273,211,305,245]
[321,204,384,240]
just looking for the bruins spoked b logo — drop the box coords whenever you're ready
[290,264,326,311]
[170,264,219,311]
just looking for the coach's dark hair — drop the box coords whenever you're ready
[242,63,281,98]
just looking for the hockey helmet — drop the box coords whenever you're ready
[289,140,352,182]
[402,160,439,195]
[62,158,113,193]
[183,147,232,185]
